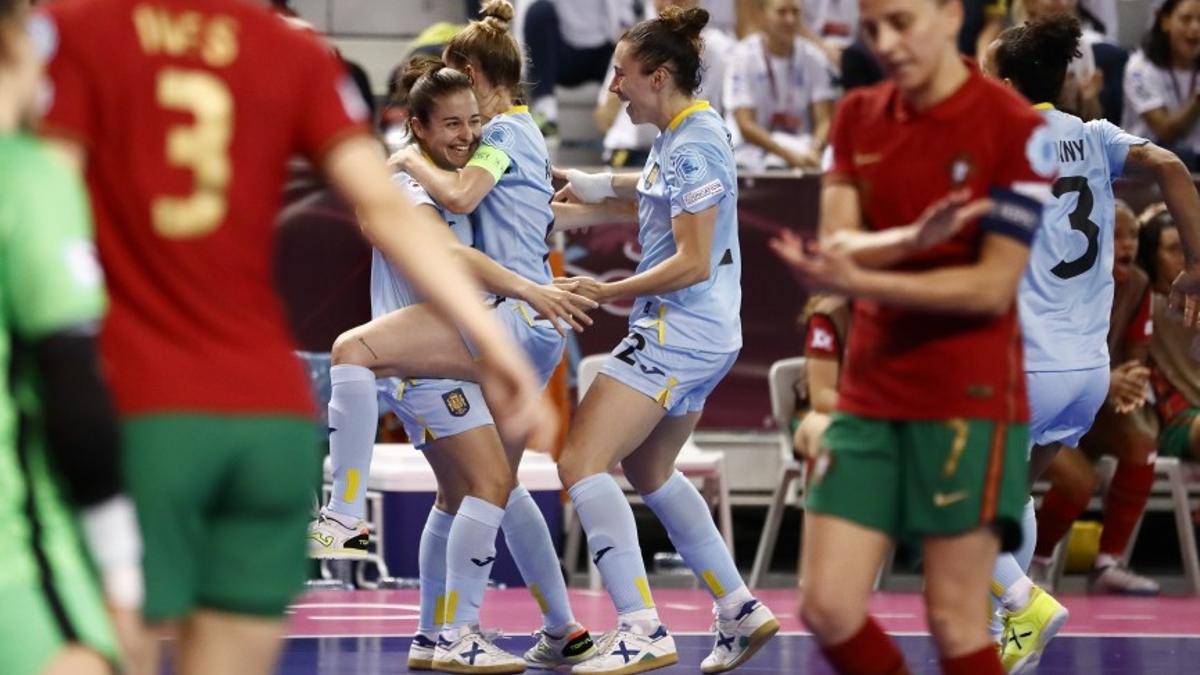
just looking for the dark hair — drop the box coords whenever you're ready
[1137,204,1177,284]
[1144,0,1200,69]
[621,6,708,95]
[395,55,474,129]
[994,14,1081,105]
[0,0,22,26]
[445,0,522,94]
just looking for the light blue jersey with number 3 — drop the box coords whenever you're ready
[1020,106,1147,371]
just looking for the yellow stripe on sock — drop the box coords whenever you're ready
[444,591,458,625]
[635,576,655,608]
[342,469,360,503]
[529,584,550,614]
[990,580,1005,598]
[434,594,446,626]
[702,570,726,598]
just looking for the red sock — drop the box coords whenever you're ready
[1033,485,1090,559]
[820,617,909,675]
[940,645,1003,675]
[1099,460,1155,558]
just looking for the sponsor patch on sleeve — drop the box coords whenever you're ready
[680,179,725,209]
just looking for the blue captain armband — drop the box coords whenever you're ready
[979,184,1047,246]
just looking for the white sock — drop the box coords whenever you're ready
[326,364,378,520]
[502,485,576,631]
[1094,553,1119,570]
[1001,576,1034,612]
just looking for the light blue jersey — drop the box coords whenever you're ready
[469,107,554,286]
[632,101,742,353]
[370,171,473,318]
[1020,106,1147,371]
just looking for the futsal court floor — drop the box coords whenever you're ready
[272,588,1200,673]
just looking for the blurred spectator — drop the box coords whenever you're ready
[1124,0,1200,169]
[1141,206,1200,463]
[523,0,638,135]
[724,0,836,171]
[839,41,883,91]
[797,0,857,67]
[792,295,850,461]
[1079,0,1118,44]
[959,0,1009,57]
[1029,203,1163,596]
[594,0,734,167]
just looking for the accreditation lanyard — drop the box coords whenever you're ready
[1168,67,1199,105]
[761,40,799,121]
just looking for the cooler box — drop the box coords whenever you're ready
[323,443,563,587]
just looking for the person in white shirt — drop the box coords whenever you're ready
[1123,0,1200,169]
[723,0,836,171]
[595,0,735,167]
[523,0,638,133]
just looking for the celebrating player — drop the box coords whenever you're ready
[310,54,598,673]
[769,0,1059,672]
[553,7,780,674]
[980,15,1200,671]
[36,0,543,673]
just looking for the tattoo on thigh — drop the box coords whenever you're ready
[358,337,379,361]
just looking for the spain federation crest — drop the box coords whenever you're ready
[442,388,470,417]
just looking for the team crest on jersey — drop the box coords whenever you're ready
[672,149,709,184]
[643,163,660,189]
[442,388,471,417]
[948,153,974,187]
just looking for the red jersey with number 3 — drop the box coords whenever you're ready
[825,64,1056,422]
[39,0,368,415]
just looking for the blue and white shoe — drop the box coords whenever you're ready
[409,632,438,670]
[700,599,779,673]
[432,624,526,674]
[570,622,677,674]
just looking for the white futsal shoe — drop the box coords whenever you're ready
[433,625,527,674]
[571,622,678,674]
[306,507,369,558]
[701,599,780,673]
[524,622,597,669]
[409,632,438,670]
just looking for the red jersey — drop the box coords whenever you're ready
[40,0,369,415]
[826,64,1055,422]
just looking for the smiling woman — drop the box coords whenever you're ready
[1123,0,1200,167]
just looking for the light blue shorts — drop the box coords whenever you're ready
[377,377,494,450]
[1026,366,1110,449]
[465,298,566,387]
[598,328,738,417]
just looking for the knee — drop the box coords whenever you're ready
[467,472,515,509]
[557,450,591,492]
[331,330,370,367]
[924,596,985,654]
[800,585,861,642]
[622,461,673,496]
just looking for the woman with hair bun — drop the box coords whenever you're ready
[553,7,779,674]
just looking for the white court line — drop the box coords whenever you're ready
[306,615,420,621]
[663,603,703,611]
[1095,614,1158,621]
[874,613,916,619]
[291,603,421,611]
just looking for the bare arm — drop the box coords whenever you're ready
[390,145,497,214]
[550,199,637,232]
[569,206,716,303]
[1140,100,1200,146]
[811,100,833,150]
[732,108,816,170]
[806,357,840,414]
[1125,142,1200,266]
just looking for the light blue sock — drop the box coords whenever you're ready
[326,364,378,520]
[643,471,751,615]
[990,497,1038,636]
[418,507,454,634]
[502,485,575,632]
[445,497,504,629]
[568,473,658,618]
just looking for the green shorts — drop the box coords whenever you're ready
[806,413,1029,551]
[1159,407,1200,459]
[122,414,319,621]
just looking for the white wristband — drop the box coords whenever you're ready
[82,495,144,608]
[563,169,615,203]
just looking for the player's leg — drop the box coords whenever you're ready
[174,610,285,675]
[331,304,479,380]
[622,408,779,673]
[1090,408,1161,595]
[1028,447,1097,582]
[923,529,1005,674]
[40,646,111,675]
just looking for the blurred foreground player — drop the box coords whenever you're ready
[0,1,143,673]
[770,0,1057,671]
[36,1,542,674]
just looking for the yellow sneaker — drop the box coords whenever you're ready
[1000,586,1069,674]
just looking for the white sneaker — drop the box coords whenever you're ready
[1088,564,1161,596]
[307,507,369,559]
[571,622,677,675]
[433,625,526,674]
[701,600,780,673]
[524,623,597,669]
[409,632,438,670]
